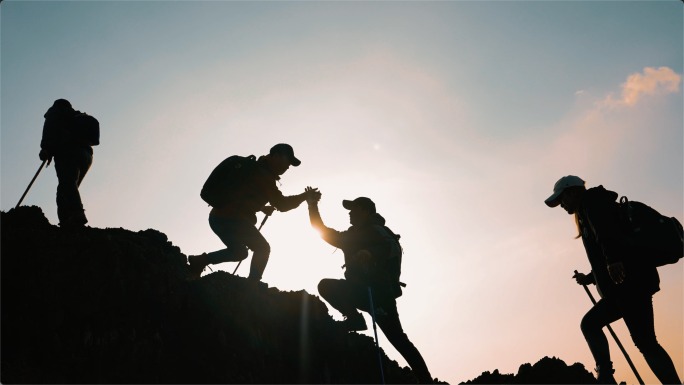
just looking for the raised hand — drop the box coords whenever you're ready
[304,186,321,204]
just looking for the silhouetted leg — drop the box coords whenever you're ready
[317,279,362,316]
[54,147,92,222]
[205,216,271,280]
[620,295,681,384]
[580,298,623,368]
[206,216,250,264]
[375,301,433,384]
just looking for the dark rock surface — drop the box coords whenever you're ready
[459,356,598,384]
[1,206,431,384]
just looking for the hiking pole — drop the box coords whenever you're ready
[15,160,47,209]
[575,270,644,385]
[366,267,386,385]
[232,211,271,275]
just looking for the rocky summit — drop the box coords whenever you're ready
[459,356,598,384]
[1,206,430,384]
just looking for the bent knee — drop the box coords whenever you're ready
[580,313,599,335]
[318,279,336,299]
[252,240,271,255]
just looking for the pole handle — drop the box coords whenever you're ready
[16,160,46,209]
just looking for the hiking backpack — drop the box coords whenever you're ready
[70,113,100,146]
[373,225,406,297]
[200,155,260,207]
[618,196,683,267]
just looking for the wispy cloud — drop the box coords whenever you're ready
[575,90,585,95]
[599,67,681,108]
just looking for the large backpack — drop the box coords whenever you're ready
[71,113,100,146]
[200,155,260,207]
[618,196,683,267]
[373,225,406,298]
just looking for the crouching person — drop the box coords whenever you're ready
[305,189,434,384]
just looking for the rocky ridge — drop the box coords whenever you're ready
[1,206,428,384]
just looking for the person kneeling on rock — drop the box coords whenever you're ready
[305,190,434,384]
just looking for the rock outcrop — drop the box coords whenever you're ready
[459,356,598,384]
[1,206,428,383]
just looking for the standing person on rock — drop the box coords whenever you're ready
[39,99,99,227]
[545,175,681,385]
[305,190,434,384]
[188,144,319,282]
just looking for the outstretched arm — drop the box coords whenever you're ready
[305,187,347,249]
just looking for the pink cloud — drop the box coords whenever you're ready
[599,67,681,108]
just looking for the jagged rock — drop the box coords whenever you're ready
[1,206,431,384]
[459,356,597,384]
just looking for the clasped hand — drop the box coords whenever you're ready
[304,186,322,204]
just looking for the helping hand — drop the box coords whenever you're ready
[261,206,275,216]
[607,262,625,284]
[304,186,322,204]
[572,271,593,286]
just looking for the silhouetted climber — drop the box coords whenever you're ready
[188,144,318,281]
[39,99,99,227]
[305,190,434,384]
[545,176,681,385]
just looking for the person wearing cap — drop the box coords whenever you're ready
[545,176,679,384]
[304,189,434,384]
[39,99,97,227]
[188,144,319,281]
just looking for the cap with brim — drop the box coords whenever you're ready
[270,143,301,167]
[342,197,376,213]
[545,175,585,207]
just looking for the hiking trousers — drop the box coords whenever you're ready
[318,278,433,384]
[54,147,92,224]
[206,215,270,280]
[581,294,680,384]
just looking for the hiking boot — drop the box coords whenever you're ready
[339,312,367,332]
[595,363,617,384]
[60,209,88,228]
[188,253,209,279]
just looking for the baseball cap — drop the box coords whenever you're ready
[545,175,586,207]
[342,197,376,213]
[270,143,301,167]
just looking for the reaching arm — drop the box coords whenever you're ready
[307,199,348,249]
[264,181,306,213]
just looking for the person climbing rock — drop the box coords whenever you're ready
[545,175,681,385]
[188,144,319,281]
[305,190,434,384]
[39,99,99,227]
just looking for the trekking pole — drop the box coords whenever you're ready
[575,270,644,385]
[15,160,47,209]
[366,267,386,385]
[232,211,271,275]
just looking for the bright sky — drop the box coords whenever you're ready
[2,2,682,383]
